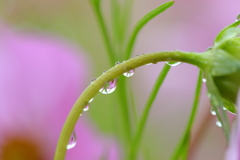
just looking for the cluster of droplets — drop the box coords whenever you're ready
[208,93,225,128]
[67,97,94,149]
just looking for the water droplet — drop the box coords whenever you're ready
[115,61,121,65]
[89,98,94,103]
[210,106,216,115]
[202,78,207,83]
[151,59,158,64]
[165,61,182,66]
[80,114,82,116]
[216,120,222,127]
[145,63,153,66]
[223,106,227,110]
[83,103,90,111]
[206,46,213,51]
[99,79,118,94]
[236,14,240,21]
[123,68,135,77]
[91,78,96,83]
[207,93,212,98]
[67,130,77,149]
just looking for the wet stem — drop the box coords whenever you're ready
[54,51,209,160]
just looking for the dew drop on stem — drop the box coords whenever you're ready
[216,120,222,127]
[67,130,77,149]
[89,98,94,103]
[91,78,96,83]
[83,103,90,111]
[123,68,135,77]
[236,14,240,21]
[115,61,121,65]
[206,46,213,51]
[99,79,118,94]
[165,61,182,66]
[202,78,207,83]
[210,106,216,115]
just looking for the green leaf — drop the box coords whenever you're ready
[222,98,237,114]
[125,1,175,59]
[214,21,240,43]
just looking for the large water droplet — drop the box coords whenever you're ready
[210,106,216,115]
[123,68,135,77]
[67,130,77,149]
[216,120,222,127]
[236,14,240,21]
[83,104,90,111]
[99,79,118,94]
[165,61,182,66]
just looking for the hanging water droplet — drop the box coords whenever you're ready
[151,59,158,64]
[216,120,222,127]
[202,78,207,83]
[83,103,90,111]
[123,68,135,77]
[67,130,77,149]
[145,63,153,66]
[89,98,94,103]
[210,106,216,115]
[236,14,240,21]
[165,61,182,66]
[80,113,82,116]
[206,46,213,51]
[115,61,121,65]
[99,79,118,94]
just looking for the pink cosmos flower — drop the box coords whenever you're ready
[225,92,240,160]
[0,24,119,160]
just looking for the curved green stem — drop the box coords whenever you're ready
[170,70,203,160]
[54,51,208,160]
[127,64,171,160]
[125,1,174,60]
[89,1,116,64]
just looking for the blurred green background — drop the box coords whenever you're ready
[1,0,239,159]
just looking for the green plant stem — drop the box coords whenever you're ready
[117,77,132,142]
[89,1,116,64]
[170,70,203,160]
[54,51,209,160]
[125,1,174,60]
[127,64,171,160]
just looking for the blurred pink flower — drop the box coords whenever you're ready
[0,24,119,160]
[225,92,240,160]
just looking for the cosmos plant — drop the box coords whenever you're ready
[54,1,240,160]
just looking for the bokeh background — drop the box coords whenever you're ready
[0,0,239,159]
